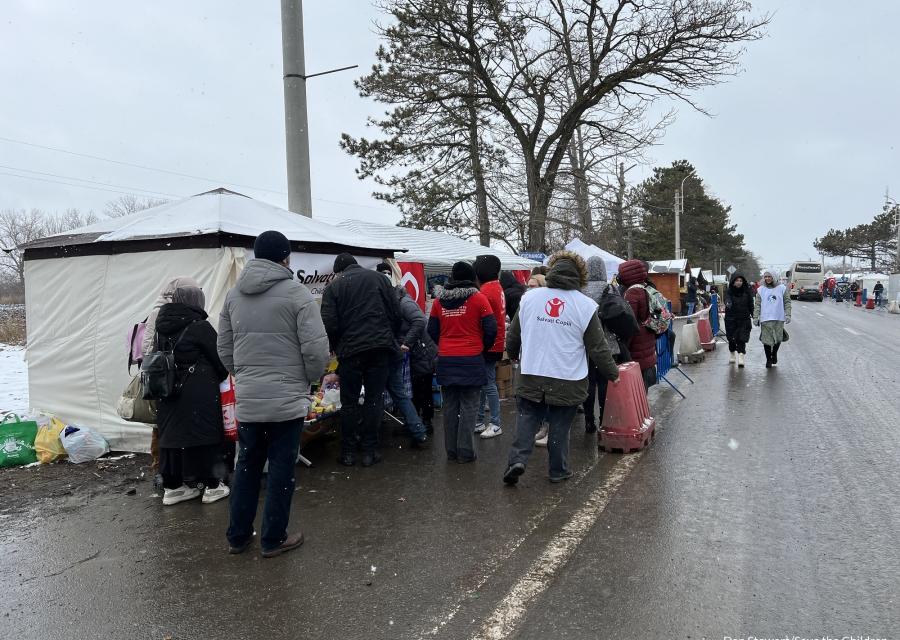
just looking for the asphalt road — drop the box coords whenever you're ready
[2,300,898,639]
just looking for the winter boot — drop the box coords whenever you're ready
[737,353,745,368]
[772,344,780,366]
[763,345,772,368]
[729,351,736,364]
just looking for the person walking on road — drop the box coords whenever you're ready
[874,280,885,306]
[375,262,429,448]
[753,270,791,369]
[724,273,753,368]
[474,255,506,440]
[322,253,402,468]
[503,251,619,485]
[219,230,330,557]
[428,261,497,463]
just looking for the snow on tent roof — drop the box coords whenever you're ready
[563,238,624,278]
[32,188,403,252]
[334,219,540,271]
[649,259,688,273]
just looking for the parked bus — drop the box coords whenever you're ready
[786,261,824,301]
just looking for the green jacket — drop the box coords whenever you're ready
[506,254,619,406]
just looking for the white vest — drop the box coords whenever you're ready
[759,284,787,322]
[518,287,598,380]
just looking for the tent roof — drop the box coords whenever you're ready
[649,259,688,274]
[334,219,539,271]
[25,188,404,254]
[563,238,624,277]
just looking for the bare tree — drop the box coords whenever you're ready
[379,0,767,251]
[104,195,168,218]
[0,208,99,287]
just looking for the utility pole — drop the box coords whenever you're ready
[281,0,313,217]
[673,191,680,259]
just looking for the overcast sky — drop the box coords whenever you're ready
[2,1,898,270]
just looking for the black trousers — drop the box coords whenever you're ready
[582,364,609,428]
[411,373,434,422]
[728,338,747,354]
[338,348,392,456]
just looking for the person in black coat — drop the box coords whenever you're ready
[155,284,230,506]
[499,271,526,320]
[724,273,753,368]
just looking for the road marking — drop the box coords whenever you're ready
[816,312,824,317]
[424,458,604,636]
[470,454,642,640]
[844,327,861,335]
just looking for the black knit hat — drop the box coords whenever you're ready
[474,254,501,283]
[333,252,358,273]
[253,230,291,263]
[451,261,476,283]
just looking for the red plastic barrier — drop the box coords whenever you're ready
[599,362,655,453]
[866,298,875,310]
[697,310,715,351]
[855,292,862,307]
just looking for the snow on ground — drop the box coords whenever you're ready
[0,345,28,415]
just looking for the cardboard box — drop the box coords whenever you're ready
[495,361,512,383]
[497,378,514,399]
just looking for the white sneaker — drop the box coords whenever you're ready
[535,434,548,447]
[534,425,549,445]
[480,424,502,439]
[729,352,736,363]
[162,485,201,506]
[474,422,487,434]
[202,482,231,504]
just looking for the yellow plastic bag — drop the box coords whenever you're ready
[35,417,68,464]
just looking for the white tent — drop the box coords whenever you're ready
[649,259,688,274]
[563,238,624,279]
[335,219,539,274]
[24,189,402,452]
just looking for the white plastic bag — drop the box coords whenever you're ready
[61,426,109,463]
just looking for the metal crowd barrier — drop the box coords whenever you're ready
[656,302,694,399]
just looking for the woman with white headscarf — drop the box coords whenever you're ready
[154,283,230,506]
[753,271,791,368]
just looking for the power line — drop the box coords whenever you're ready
[0,135,286,195]
[0,164,180,199]
[0,170,164,198]
[0,134,399,213]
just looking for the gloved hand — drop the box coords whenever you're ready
[785,317,791,325]
[753,319,760,327]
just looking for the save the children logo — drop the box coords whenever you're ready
[545,297,565,317]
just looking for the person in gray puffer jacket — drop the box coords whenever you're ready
[581,255,610,434]
[219,230,329,559]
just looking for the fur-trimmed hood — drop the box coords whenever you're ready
[439,284,479,310]
[546,250,588,291]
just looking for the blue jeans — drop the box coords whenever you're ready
[508,397,578,479]
[386,356,425,439]
[442,385,480,461]
[477,360,501,426]
[686,302,696,315]
[226,419,302,552]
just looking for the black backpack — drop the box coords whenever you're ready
[409,332,438,378]
[140,325,193,401]
[598,284,639,341]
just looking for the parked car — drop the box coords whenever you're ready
[796,283,823,301]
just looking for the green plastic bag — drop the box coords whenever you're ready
[0,413,39,467]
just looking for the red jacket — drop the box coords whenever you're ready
[479,280,506,354]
